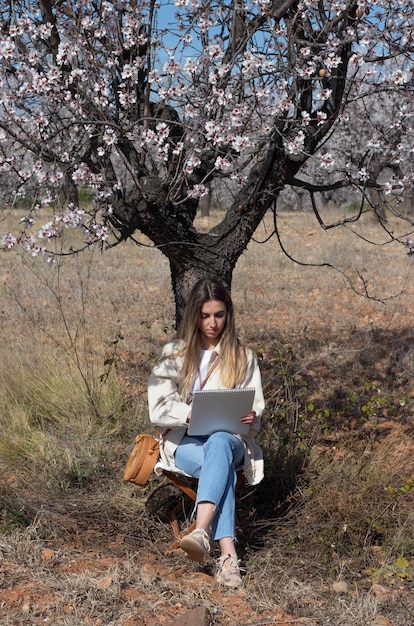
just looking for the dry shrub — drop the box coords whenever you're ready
[0,347,141,493]
[284,426,414,569]
[242,427,414,625]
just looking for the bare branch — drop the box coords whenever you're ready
[272,201,404,304]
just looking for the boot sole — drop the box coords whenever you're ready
[180,535,209,564]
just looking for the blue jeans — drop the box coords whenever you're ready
[174,432,245,541]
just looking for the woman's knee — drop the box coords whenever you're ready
[174,437,205,476]
[206,431,230,447]
[204,432,241,456]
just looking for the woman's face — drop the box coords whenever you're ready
[198,299,227,348]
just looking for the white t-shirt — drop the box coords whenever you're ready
[192,349,214,392]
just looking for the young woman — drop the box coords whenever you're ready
[148,278,265,588]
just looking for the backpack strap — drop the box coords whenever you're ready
[199,353,220,390]
[187,353,220,405]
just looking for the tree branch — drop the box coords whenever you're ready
[271,201,403,303]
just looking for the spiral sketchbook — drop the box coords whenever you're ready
[187,387,255,437]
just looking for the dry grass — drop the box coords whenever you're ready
[1,206,414,625]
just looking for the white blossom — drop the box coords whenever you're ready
[184,154,201,174]
[319,152,335,170]
[103,127,118,146]
[358,168,369,182]
[38,222,58,240]
[2,233,17,248]
[187,184,208,198]
[285,131,306,158]
[215,156,232,172]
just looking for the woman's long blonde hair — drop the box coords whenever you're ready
[174,278,247,398]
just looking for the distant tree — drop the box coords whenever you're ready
[1,1,413,321]
[310,90,414,222]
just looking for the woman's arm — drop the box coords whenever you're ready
[148,343,191,429]
[241,349,265,436]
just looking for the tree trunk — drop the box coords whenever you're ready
[65,171,79,206]
[112,140,293,325]
[199,183,212,218]
[170,261,234,328]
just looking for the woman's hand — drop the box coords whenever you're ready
[240,410,257,426]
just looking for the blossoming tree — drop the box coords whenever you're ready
[1,0,413,319]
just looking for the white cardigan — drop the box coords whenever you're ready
[148,340,265,485]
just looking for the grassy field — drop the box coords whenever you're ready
[0,206,413,625]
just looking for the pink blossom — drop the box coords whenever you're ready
[318,89,333,101]
[319,152,335,170]
[57,205,86,228]
[230,171,247,186]
[326,53,342,69]
[208,43,223,60]
[103,127,118,146]
[317,111,327,125]
[0,38,16,60]
[301,111,311,126]
[217,63,230,77]
[213,87,232,106]
[229,105,246,127]
[156,122,170,141]
[205,120,221,143]
[358,168,369,182]
[184,58,199,73]
[156,144,170,161]
[187,184,208,198]
[231,135,249,153]
[181,33,193,44]
[18,170,31,181]
[2,233,17,249]
[141,129,157,145]
[118,90,137,107]
[121,64,136,80]
[91,224,109,241]
[148,69,161,84]
[392,70,407,86]
[284,131,305,157]
[367,140,381,149]
[27,243,43,257]
[38,222,58,240]
[172,142,184,155]
[164,58,181,77]
[215,157,232,172]
[184,154,201,174]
